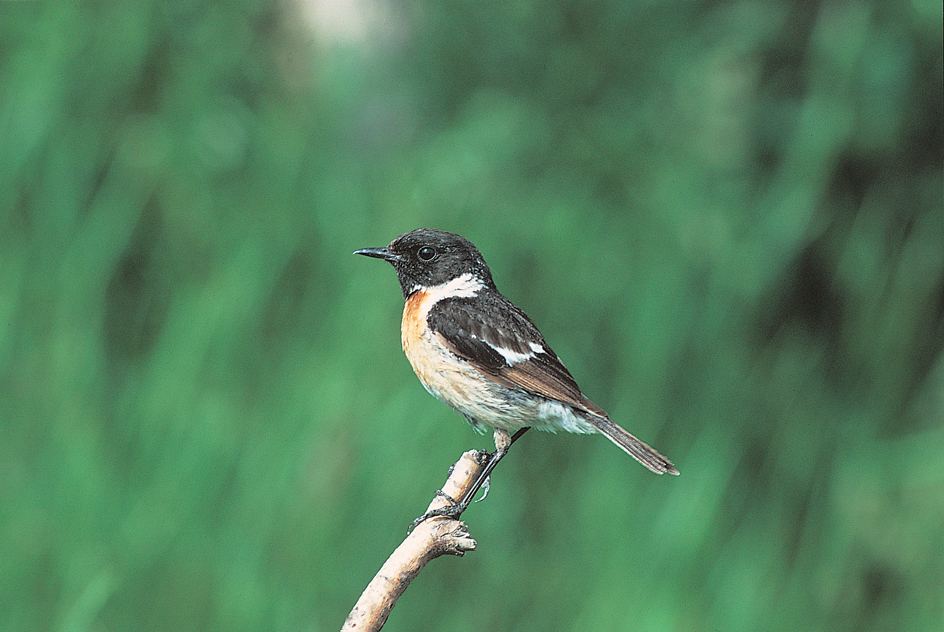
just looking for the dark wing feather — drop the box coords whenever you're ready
[489,350,607,417]
[427,295,605,416]
[427,300,509,372]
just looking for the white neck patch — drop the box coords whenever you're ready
[414,272,484,305]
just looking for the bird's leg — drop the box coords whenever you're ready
[408,427,530,532]
[455,427,530,512]
[509,426,529,445]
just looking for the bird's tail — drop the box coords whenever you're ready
[585,414,679,475]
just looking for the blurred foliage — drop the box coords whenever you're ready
[1,0,942,631]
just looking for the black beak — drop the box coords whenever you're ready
[354,247,402,262]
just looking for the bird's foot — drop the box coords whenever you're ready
[407,489,463,533]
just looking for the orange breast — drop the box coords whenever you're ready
[401,290,429,356]
[401,290,467,404]
[401,290,438,387]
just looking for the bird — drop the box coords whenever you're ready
[355,229,678,521]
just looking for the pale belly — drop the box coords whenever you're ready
[403,326,597,436]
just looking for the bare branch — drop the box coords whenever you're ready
[340,450,485,632]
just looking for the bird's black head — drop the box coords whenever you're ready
[355,229,496,298]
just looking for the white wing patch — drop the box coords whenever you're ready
[493,346,533,365]
[492,341,547,366]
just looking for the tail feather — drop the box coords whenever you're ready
[585,414,679,475]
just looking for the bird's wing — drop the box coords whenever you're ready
[426,295,607,417]
[428,294,679,475]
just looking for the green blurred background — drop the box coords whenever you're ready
[2,1,942,630]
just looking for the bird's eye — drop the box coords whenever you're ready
[417,246,437,261]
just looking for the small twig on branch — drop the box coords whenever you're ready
[340,450,487,632]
